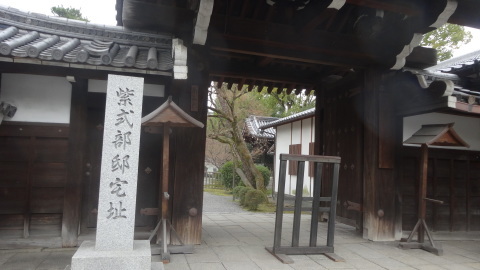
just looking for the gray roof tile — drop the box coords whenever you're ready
[244,115,278,140]
[260,108,316,129]
[0,6,173,74]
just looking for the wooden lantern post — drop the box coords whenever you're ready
[399,123,469,256]
[141,96,204,262]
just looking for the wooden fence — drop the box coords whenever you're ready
[204,171,221,187]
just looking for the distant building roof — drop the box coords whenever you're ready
[0,5,173,75]
[243,115,278,140]
[404,123,469,147]
[426,50,480,73]
[260,108,315,129]
[400,49,480,116]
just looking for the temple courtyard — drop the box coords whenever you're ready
[1,210,479,270]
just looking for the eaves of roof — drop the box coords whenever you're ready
[260,108,315,129]
[244,115,278,140]
[426,49,480,73]
[0,5,173,75]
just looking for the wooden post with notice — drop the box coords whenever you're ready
[399,123,469,256]
[141,96,204,262]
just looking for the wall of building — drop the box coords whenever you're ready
[404,112,480,150]
[0,75,167,125]
[88,79,165,97]
[274,117,315,196]
[1,74,72,123]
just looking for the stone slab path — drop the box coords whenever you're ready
[1,192,480,269]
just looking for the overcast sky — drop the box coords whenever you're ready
[1,0,479,59]
[1,0,117,25]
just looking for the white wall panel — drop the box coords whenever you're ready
[1,74,71,123]
[275,124,292,193]
[88,79,165,97]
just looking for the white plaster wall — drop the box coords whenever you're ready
[301,118,315,196]
[88,79,165,97]
[275,124,291,194]
[1,74,71,123]
[273,117,316,196]
[404,112,480,151]
[291,121,302,144]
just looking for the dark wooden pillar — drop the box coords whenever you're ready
[61,77,88,247]
[362,69,400,241]
[314,85,324,155]
[171,47,209,244]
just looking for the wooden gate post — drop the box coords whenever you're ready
[62,77,87,247]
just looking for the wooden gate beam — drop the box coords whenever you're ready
[363,69,400,241]
[61,77,88,247]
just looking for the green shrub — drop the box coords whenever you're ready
[219,161,242,189]
[238,187,253,206]
[255,164,271,188]
[232,186,244,200]
[219,162,271,189]
[244,189,266,210]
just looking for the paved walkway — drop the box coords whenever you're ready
[203,192,245,213]
[3,212,479,269]
[1,193,480,269]
[165,213,480,270]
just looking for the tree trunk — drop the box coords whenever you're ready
[232,127,265,191]
[208,83,266,191]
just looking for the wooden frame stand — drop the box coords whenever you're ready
[148,218,194,262]
[267,154,343,264]
[141,97,204,263]
[399,124,469,256]
[399,144,443,255]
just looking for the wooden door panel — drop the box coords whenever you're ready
[29,213,62,236]
[402,148,480,231]
[32,163,67,188]
[0,162,28,187]
[35,138,68,162]
[0,124,68,235]
[0,214,23,230]
[0,137,30,161]
[30,187,64,213]
[0,187,27,213]
[324,88,363,228]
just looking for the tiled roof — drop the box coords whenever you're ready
[426,50,480,73]
[260,108,315,129]
[405,48,480,109]
[404,67,480,107]
[243,115,278,140]
[0,5,173,75]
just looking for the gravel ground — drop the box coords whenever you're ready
[202,191,246,213]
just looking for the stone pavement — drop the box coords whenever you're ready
[1,212,480,269]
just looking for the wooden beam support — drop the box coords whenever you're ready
[208,15,378,67]
[363,69,398,241]
[345,0,421,16]
[171,48,209,245]
[61,77,88,247]
[209,34,372,68]
[301,9,332,33]
[210,59,318,81]
[258,57,274,67]
[121,0,195,38]
[240,0,251,17]
[0,61,170,85]
[448,0,480,29]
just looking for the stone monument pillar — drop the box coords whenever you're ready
[71,74,152,269]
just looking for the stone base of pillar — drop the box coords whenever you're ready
[71,240,153,270]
